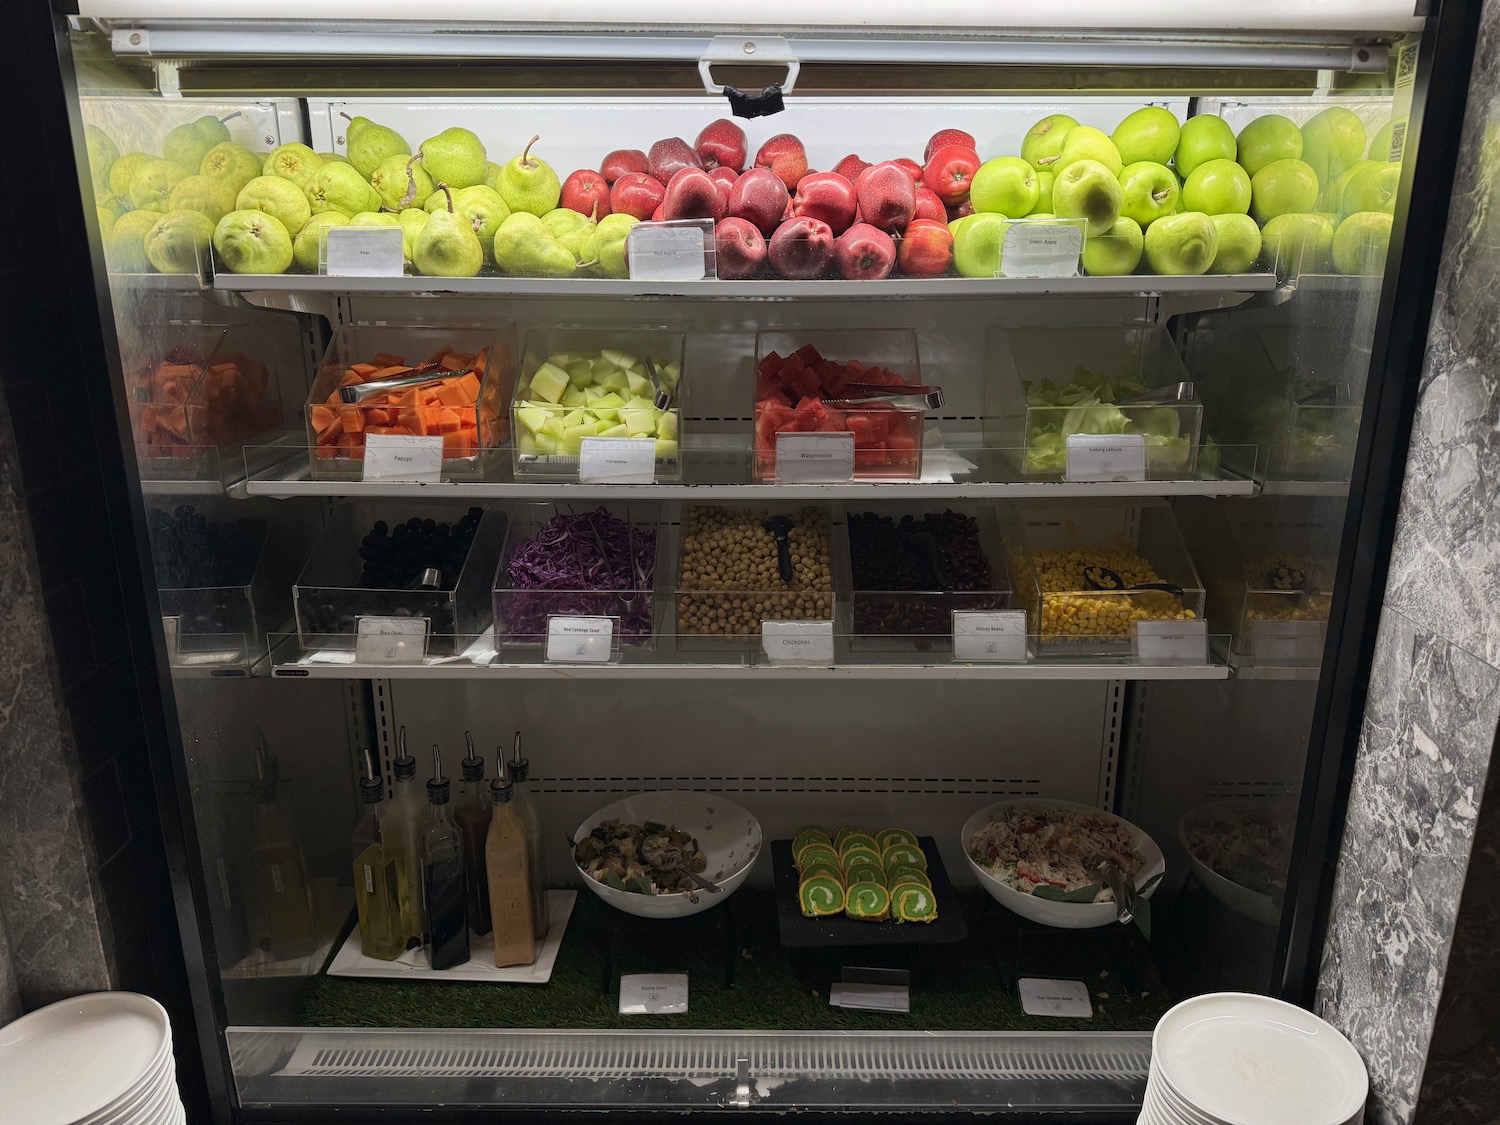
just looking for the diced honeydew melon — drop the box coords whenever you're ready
[516,406,552,435]
[566,359,594,388]
[626,372,652,398]
[591,407,619,422]
[560,408,587,429]
[597,423,630,438]
[584,385,606,403]
[656,410,679,440]
[601,348,637,370]
[528,362,570,404]
[562,424,593,453]
[560,388,587,408]
[600,371,630,394]
[518,432,537,454]
[591,356,618,378]
[541,418,566,439]
[660,361,681,389]
[623,394,655,411]
[534,433,559,454]
[591,392,625,410]
[654,438,678,460]
[622,408,658,436]
[545,353,572,368]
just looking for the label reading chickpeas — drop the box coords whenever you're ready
[762,621,835,664]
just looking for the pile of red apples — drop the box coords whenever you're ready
[556,119,982,280]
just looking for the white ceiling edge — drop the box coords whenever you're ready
[75,0,1423,35]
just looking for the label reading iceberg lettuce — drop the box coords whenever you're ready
[1064,433,1147,482]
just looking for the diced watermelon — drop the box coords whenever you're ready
[845,413,880,446]
[794,343,822,365]
[758,351,784,377]
[855,442,888,468]
[845,358,867,375]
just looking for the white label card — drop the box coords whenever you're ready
[362,433,445,483]
[162,615,180,658]
[354,616,429,664]
[775,432,855,483]
[1132,619,1209,666]
[829,982,910,1013]
[628,224,707,281]
[1017,977,1093,1019]
[578,437,656,484]
[619,972,689,1015]
[952,610,1029,662]
[545,616,616,663]
[1250,619,1325,666]
[323,227,405,277]
[1064,433,1147,482]
[762,620,835,664]
[999,223,1083,278]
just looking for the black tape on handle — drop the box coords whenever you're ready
[723,84,786,119]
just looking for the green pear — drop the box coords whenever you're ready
[198,142,262,194]
[237,175,311,237]
[1332,211,1393,275]
[495,211,583,277]
[163,114,230,171]
[306,161,380,216]
[1112,106,1180,166]
[412,183,484,277]
[144,210,215,274]
[108,152,153,197]
[539,207,595,263]
[484,161,504,191]
[1020,114,1079,171]
[495,135,561,217]
[341,112,410,179]
[84,124,119,197]
[591,213,639,277]
[213,209,293,274]
[318,152,349,164]
[350,211,401,229]
[263,143,324,190]
[1174,114,1236,178]
[292,211,352,273]
[95,206,116,236]
[97,193,132,221]
[452,185,511,263]
[397,208,430,262]
[1055,126,1122,177]
[167,175,239,223]
[419,127,487,190]
[128,159,193,212]
[1080,214,1144,276]
[105,210,164,272]
[1300,106,1367,187]
[371,153,435,211]
[1207,214,1262,274]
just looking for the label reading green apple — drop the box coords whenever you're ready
[322,226,404,277]
[578,437,656,484]
[999,220,1083,279]
[545,615,616,664]
[628,221,710,281]
[1063,433,1146,482]
[951,610,1028,663]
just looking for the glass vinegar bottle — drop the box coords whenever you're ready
[453,732,492,936]
[506,732,549,941]
[422,746,470,970]
[384,727,427,949]
[249,747,318,960]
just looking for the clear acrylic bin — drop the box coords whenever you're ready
[987,325,1202,479]
[492,502,666,648]
[293,502,505,656]
[842,503,1013,652]
[1224,506,1336,646]
[1003,501,1206,652]
[304,323,515,481]
[753,329,925,481]
[510,326,684,480]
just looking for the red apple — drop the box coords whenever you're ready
[648,137,701,185]
[791,172,858,235]
[923,145,981,206]
[834,222,896,281]
[560,168,611,218]
[892,158,923,182]
[767,216,835,279]
[714,216,767,279]
[694,118,748,171]
[946,199,975,221]
[650,203,664,222]
[600,149,648,184]
[924,128,977,163]
[707,166,738,211]
[755,134,808,190]
[832,153,871,182]
[609,171,666,220]
[913,186,947,223]
[661,166,726,222]
[855,161,917,233]
[728,167,790,236]
[897,218,954,277]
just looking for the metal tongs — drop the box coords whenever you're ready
[1113,380,1195,406]
[1087,853,1138,925]
[826,381,945,410]
[338,366,474,403]
[642,355,673,411]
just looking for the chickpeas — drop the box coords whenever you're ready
[676,505,834,636]
[1244,553,1333,622]
[1029,544,1195,638]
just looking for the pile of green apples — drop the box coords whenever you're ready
[513,348,681,460]
[86,113,639,278]
[955,105,1397,279]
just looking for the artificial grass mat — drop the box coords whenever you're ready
[301,889,1172,1033]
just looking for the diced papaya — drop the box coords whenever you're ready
[473,346,489,377]
[338,406,366,434]
[439,352,469,372]
[350,362,380,376]
[365,425,402,435]
[453,372,481,403]
[315,445,338,459]
[372,353,405,368]
[434,382,469,408]
[425,345,454,364]
[397,407,429,435]
[433,408,463,434]
[159,406,189,439]
[339,370,364,388]
[310,404,338,433]
[337,433,365,458]
[441,428,473,457]
[315,415,345,445]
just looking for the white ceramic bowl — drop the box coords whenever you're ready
[573,791,762,919]
[1177,798,1292,928]
[961,798,1165,930]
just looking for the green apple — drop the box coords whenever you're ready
[1260,212,1336,278]
[371,153,435,211]
[1300,106,1367,187]
[127,159,193,212]
[1249,158,1320,224]
[198,142,262,194]
[1143,211,1218,275]
[1052,158,1123,234]
[166,175,239,223]
[1207,213,1262,274]
[1181,158,1251,215]
[83,124,119,196]
[236,175,311,237]
[1020,114,1079,171]
[1031,170,1055,215]
[1341,162,1400,215]
[305,161,380,217]
[292,211,352,273]
[1112,106,1180,166]
[1118,161,1179,227]
[144,210,215,274]
[212,209,294,274]
[105,210,164,272]
[1080,214,1143,276]
[263,142,324,190]
[1235,114,1304,177]
[1055,126,1123,177]
[952,213,1008,278]
[970,156,1039,216]
[108,152,153,198]
[1174,114,1236,178]
[1324,159,1377,214]
[1368,120,1398,162]
[592,213,639,278]
[1333,211,1393,275]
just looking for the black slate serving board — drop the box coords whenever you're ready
[771,836,970,948]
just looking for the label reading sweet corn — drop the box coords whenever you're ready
[1131,619,1208,665]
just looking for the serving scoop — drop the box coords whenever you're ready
[762,515,796,583]
[1082,564,1183,597]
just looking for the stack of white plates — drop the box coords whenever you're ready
[0,992,184,1124]
[1140,993,1368,1125]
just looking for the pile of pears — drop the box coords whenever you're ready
[87,111,640,279]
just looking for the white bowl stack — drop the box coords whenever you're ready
[1140,993,1369,1125]
[0,992,184,1125]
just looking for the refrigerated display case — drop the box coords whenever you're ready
[42,2,1474,1120]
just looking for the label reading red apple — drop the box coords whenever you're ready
[999,221,1083,279]
[627,221,712,281]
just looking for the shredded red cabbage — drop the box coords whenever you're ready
[498,507,657,642]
